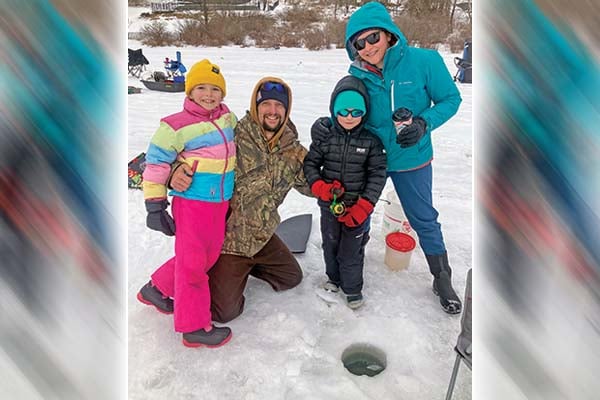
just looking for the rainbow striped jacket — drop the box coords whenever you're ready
[142,97,237,202]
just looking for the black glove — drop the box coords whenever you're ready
[396,117,427,148]
[311,117,333,142]
[145,199,175,236]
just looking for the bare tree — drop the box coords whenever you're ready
[461,0,472,24]
[405,0,452,17]
[451,0,472,26]
[450,0,458,29]
[201,0,210,25]
[330,0,355,18]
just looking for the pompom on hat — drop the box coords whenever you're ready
[185,59,226,96]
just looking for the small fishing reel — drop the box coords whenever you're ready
[330,196,346,217]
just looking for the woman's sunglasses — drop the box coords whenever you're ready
[337,109,364,118]
[353,31,381,51]
[261,81,285,93]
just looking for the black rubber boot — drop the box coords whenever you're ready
[426,253,462,314]
[182,325,232,348]
[137,281,174,314]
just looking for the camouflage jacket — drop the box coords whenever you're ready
[221,112,312,257]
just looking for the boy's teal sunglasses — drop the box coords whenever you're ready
[337,109,365,118]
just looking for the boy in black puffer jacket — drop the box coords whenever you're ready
[304,75,387,309]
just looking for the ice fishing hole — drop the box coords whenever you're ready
[341,343,387,377]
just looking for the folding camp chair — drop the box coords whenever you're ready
[128,48,149,78]
[453,40,472,83]
[163,51,187,83]
[445,268,472,400]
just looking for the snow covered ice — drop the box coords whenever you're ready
[128,43,472,400]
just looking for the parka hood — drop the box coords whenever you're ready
[329,75,370,132]
[344,1,408,62]
[249,76,293,150]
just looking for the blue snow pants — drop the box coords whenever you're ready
[388,163,446,256]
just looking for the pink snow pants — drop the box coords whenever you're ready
[150,196,228,333]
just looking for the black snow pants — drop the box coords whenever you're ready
[319,206,370,295]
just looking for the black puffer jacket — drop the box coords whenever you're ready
[303,75,387,207]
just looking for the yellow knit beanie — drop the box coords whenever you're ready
[185,59,226,96]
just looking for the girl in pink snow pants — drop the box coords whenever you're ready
[138,59,237,348]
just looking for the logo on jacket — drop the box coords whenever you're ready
[356,147,367,154]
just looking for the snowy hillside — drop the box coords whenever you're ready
[128,43,472,399]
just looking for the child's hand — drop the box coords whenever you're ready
[330,181,344,197]
[171,163,193,192]
[337,198,373,227]
[145,199,176,236]
[311,179,344,201]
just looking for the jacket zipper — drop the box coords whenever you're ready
[390,79,395,112]
[210,115,229,202]
[340,131,350,179]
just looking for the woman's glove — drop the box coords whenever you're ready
[145,199,175,236]
[337,198,374,227]
[396,117,427,148]
[311,180,345,202]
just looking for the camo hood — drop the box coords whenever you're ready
[249,77,293,151]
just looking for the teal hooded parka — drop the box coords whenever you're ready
[345,2,462,171]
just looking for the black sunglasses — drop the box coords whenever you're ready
[261,81,285,93]
[353,31,382,51]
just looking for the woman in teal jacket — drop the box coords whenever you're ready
[345,1,463,314]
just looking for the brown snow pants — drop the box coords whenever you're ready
[208,234,303,323]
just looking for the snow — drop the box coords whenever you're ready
[128,7,150,33]
[128,43,472,399]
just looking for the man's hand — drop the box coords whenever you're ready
[311,117,332,141]
[170,163,193,192]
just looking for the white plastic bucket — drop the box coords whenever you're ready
[384,232,416,271]
[381,191,417,241]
